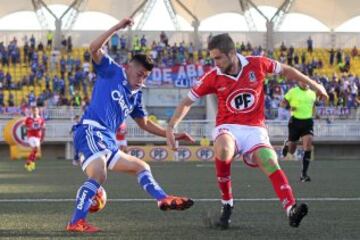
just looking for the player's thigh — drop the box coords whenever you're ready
[252,147,280,176]
[213,133,236,160]
[84,156,108,184]
[109,151,149,175]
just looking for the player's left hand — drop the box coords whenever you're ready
[174,132,195,143]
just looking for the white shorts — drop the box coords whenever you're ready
[27,137,41,148]
[212,124,272,167]
[116,140,127,148]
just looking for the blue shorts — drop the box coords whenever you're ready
[73,124,121,171]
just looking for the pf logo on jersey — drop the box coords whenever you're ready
[226,88,257,113]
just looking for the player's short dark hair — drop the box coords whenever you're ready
[130,54,154,71]
[208,33,235,54]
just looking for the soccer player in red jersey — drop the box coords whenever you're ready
[166,33,328,229]
[116,122,128,153]
[24,106,45,171]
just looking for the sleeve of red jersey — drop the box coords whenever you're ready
[188,69,216,101]
[24,117,30,128]
[261,57,282,75]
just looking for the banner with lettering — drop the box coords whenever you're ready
[146,64,212,88]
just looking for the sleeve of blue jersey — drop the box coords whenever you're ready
[130,92,148,119]
[92,54,113,77]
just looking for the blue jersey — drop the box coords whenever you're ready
[81,55,147,133]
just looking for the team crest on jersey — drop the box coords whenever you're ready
[248,71,257,82]
[226,88,257,113]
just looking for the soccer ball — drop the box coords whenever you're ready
[89,186,107,213]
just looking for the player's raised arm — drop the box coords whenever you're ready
[89,17,134,64]
[280,63,328,101]
[166,96,195,151]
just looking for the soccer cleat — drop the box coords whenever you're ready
[24,162,35,172]
[66,219,102,233]
[300,175,311,182]
[282,140,289,157]
[158,195,194,211]
[215,204,233,230]
[288,203,308,228]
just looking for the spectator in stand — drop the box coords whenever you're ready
[0,91,4,106]
[67,36,73,53]
[307,36,313,53]
[110,33,119,54]
[37,42,44,52]
[140,35,147,50]
[30,35,36,49]
[160,31,169,46]
[328,48,335,65]
[336,49,343,64]
[120,35,127,49]
[61,35,67,51]
[47,31,54,49]
[83,49,91,62]
[8,92,14,106]
[280,41,287,52]
[351,46,358,58]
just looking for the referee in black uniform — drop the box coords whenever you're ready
[280,81,317,182]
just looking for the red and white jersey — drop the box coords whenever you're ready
[24,116,45,138]
[116,123,127,141]
[188,55,282,127]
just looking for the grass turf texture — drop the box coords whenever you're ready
[0,158,359,239]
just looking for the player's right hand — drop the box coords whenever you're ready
[115,17,134,30]
[166,128,177,151]
[316,83,329,101]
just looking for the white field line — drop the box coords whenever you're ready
[0,197,359,203]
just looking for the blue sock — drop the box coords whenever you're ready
[137,170,167,201]
[70,178,100,224]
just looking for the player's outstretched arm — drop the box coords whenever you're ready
[280,64,329,101]
[89,17,134,64]
[133,117,195,143]
[166,96,194,151]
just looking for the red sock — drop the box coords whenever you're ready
[29,149,37,162]
[215,157,233,202]
[269,169,296,211]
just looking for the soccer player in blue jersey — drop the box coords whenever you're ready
[66,17,195,233]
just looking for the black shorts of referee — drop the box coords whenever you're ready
[288,116,314,142]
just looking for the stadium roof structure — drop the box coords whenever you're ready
[0,0,359,29]
[172,0,360,29]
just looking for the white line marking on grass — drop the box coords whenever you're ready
[0,197,359,203]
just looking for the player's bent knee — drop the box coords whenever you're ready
[254,147,280,174]
[137,160,150,173]
[214,144,235,160]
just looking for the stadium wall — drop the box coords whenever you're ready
[0,141,359,161]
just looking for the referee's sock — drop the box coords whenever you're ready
[302,150,311,176]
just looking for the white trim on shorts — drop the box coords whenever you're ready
[212,124,272,167]
[28,137,41,148]
[107,150,122,170]
[81,150,111,171]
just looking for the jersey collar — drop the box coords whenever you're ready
[216,53,249,81]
